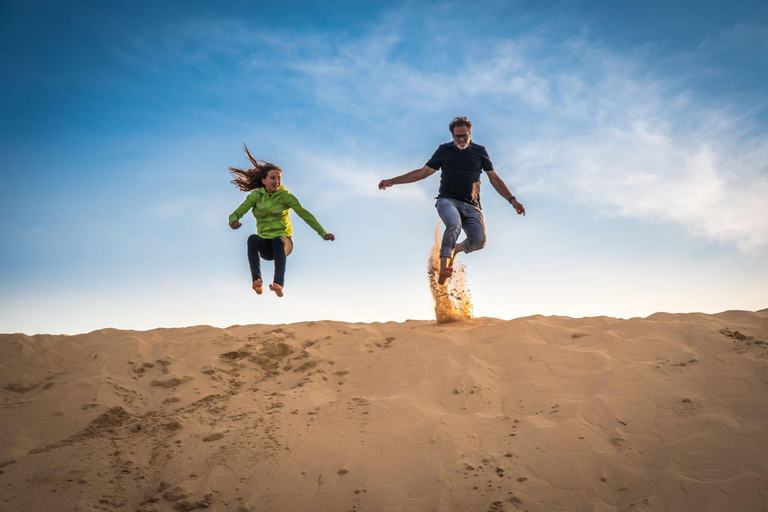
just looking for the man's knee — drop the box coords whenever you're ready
[247,234,260,246]
[464,233,487,253]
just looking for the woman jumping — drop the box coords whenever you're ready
[228,144,334,297]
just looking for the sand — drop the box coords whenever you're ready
[1,310,767,512]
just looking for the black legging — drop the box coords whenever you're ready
[247,235,293,287]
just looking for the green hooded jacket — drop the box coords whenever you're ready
[228,186,327,239]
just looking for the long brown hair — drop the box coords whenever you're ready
[229,143,282,192]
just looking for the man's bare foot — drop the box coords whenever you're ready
[438,266,453,285]
[438,255,455,285]
[252,279,263,294]
[269,283,284,297]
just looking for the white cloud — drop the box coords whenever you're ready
[109,12,768,254]
[699,24,768,53]
[514,122,768,252]
[267,144,431,205]
[497,39,768,253]
[294,29,768,253]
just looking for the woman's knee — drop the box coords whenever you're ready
[279,237,294,257]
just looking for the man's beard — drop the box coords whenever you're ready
[455,141,469,150]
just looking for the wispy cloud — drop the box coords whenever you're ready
[273,26,768,253]
[265,143,431,206]
[498,40,768,253]
[698,23,768,53]
[109,8,768,254]
[513,122,768,252]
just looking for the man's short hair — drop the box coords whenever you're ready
[449,116,472,134]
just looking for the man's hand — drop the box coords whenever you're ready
[324,233,335,241]
[378,179,394,190]
[230,219,242,229]
[511,199,525,216]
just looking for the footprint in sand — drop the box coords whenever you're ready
[675,397,702,416]
[219,348,253,361]
[150,375,191,388]
[374,336,396,349]
[660,350,700,368]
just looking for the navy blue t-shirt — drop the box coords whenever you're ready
[426,141,494,208]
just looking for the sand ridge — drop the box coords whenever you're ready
[0,310,767,511]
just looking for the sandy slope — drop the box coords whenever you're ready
[1,310,767,512]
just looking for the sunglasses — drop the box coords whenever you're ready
[452,133,470,140]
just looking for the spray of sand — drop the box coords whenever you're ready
[428,223,473,323]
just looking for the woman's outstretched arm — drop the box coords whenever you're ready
[284,193,334,240]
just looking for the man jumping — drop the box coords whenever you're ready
[378,116,525,285]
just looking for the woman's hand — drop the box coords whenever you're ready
[230,220,242,229]
[378,179,394,190]
[324,233,335,241]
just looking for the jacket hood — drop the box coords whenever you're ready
[257,185,287,196]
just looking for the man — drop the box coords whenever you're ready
[378,116,525,285]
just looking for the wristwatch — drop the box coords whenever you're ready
[508,196,516,204]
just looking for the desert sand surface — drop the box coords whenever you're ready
[1,310,767,512]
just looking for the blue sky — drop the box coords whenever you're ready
[1,0,767,334]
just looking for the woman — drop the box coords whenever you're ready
[228,144,334,297]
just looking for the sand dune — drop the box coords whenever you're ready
[1,310,767,511]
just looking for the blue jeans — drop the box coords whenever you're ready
[247,235,293,287]
[435,198,487,258]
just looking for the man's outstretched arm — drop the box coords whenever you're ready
[379,165,437,190]
[487,170,525,216]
